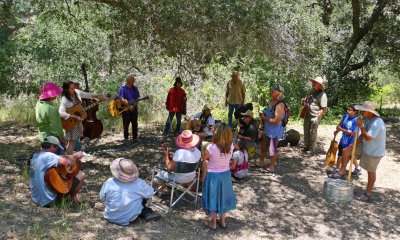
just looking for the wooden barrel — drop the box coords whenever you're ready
[323,177,354,203]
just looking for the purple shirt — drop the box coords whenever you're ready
[206,143,234,173]
[118,84,140,104]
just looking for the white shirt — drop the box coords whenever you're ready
[362,117,386,157]
[232,150,249,178]
[99,178,154,226]
[59,90,93,120]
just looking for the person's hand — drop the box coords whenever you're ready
[74,115,83,121]
[59,135,66,144]
[356,118,364,128]
[129,105,134,111]
[73,151,84,160]
[301,98,306,106]
[99,95,107,101]
[336,125,341,132]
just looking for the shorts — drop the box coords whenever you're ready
[154,170,195,184]
[337,145,344,157]
[355,144,382,172]
[261,134,279,157]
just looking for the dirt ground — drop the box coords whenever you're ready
[0,119,399,240]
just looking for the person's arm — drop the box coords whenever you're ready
[48,106,64,139]
[59,97,71,120]
[318,93,328,120]
[265,103,284,125]
[165,89,171,110]
[241,82,246,105]
[99,182,107,201]
[202,148,211,162]
[163,146,176,171]
[136,179,155,199]
[225,81,229,106]
[58,151,83,166]
[356,118,378,142]
[230,159,237,171]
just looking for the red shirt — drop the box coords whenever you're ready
[166,87,186,113]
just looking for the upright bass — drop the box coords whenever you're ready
[81,63,104,139]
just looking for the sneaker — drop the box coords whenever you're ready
[352,168,362,176]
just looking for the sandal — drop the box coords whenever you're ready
[217,219,227,229]
[265,168,275,174]
[254,162,266,168]
[205,220,216,230]
[355,193,371,202]
[328,172,344,179]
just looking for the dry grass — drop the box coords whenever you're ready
[0,121,399,239]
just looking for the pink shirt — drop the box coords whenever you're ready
[206,143,234,173]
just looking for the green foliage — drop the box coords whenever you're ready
[0,94,36,124]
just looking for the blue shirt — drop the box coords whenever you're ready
[339,114,358,147]
[99,178,154,226]
[118,84,140,104]
[29,152,60,206]
[362,117,386,157]
[263,102,285,139]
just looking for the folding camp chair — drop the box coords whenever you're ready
[150,161,201,212]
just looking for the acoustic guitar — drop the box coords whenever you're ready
[325,132,338,167]
[108,96,150,117]
[186,119,203,132]
[61,101,101,132]
[44,157,81,194]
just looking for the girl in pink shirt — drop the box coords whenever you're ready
[202,123,237,230]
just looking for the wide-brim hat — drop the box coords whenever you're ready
[110,158,139,183]
[241,110,254,118]
[175,130,200,149]
[39,82,63,100]
[354,101,380,117]
[310,76,326,89]
[202,104,212,111]
[42,136,64,150]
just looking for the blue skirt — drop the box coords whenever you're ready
[202,170,236,216]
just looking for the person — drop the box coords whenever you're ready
[202,123,236,230]
[189,104,215,139]
[29,136,85,206]
[237,110,258,158]
[301,76,328,153]
[118,74,141,141]
[153,130,201,191]
[225,71,246,128]
[333,104,361,175]
[257,86,285,174]
[163,77,187,135]
[59,81,106,155]
[100,158,160,226]
[333,101,386,201]
[35,82,65,143]
[230,139,249,179]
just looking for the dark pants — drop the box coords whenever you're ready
[163,111,182,135]
[122,109,138,139]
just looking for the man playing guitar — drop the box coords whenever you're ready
[118,74,141,141]
[29,136,85,207]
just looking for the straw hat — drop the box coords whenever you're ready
[310,76,326,89]
[241,110,254,118]
[39,82,63,100]
[110,158,139,183]
[354,101,380,117]
[202,104,212,111]
[175,130,200,149]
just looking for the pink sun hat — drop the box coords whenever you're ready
[175,130,200,149]
[110,158,139,183]
[39,82,63,100]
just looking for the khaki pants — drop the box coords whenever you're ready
[303,114,319,150]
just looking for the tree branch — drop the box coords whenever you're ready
[352,0,361,33]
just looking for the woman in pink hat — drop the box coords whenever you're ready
[153,130,201,191]
[35,82,65,143]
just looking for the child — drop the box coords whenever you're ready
[99,158,160,226]
[202,123,237,230]
[230,139,249,179]
[332,104,361,177]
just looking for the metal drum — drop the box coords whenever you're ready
[323,177,354,203]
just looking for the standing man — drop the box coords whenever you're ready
[334,101,386,201]
[118,74,140,141]
[301,76,328,153]
[225,71,246,128]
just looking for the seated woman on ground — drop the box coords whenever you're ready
[188,104,215,139]
[153,130,201,192]
[100,158,160,226]
[230,139,249,179]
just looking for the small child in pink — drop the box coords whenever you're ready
[230,139,249,179]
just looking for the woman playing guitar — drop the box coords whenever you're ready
[59,81,106,154]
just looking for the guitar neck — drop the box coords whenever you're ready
[84,102,99,111]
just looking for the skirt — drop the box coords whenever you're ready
[65,122,83,141]
[202,170,236,217]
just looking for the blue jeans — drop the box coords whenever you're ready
[163,112,182,135]
[228,104,241,127]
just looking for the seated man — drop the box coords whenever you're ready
[29,136,85,207]
[237,110,258,150]
[153,130,201,191]
[189,104,215,139]
[100,158,160,226]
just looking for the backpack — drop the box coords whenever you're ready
[272,101,291,128]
